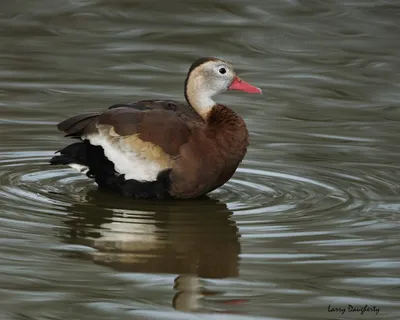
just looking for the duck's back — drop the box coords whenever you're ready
[108,99,202,122]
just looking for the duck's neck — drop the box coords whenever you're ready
[184,76,216,120]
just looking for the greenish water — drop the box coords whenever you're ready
[0,1,399,319]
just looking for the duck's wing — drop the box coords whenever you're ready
[57,104,197,181]
[108,99,202,122]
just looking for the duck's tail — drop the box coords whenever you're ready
[50,140,115,177]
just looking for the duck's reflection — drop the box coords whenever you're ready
[61,190,241,312]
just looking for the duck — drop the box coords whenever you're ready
[50,57,262,199]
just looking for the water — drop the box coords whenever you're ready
[1,0,400,319]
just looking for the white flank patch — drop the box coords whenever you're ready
[84,131,162,181]
[68,163,89,174]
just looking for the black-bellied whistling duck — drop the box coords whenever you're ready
[50,57,262,199]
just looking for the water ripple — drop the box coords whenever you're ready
[1,149,398,240]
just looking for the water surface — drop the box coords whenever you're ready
[1,0,400,319]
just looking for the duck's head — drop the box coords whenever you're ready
[184,57,262,119]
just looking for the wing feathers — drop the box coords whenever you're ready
[57,113,99,137]
[56,103,195,181]
[98,108,191,156]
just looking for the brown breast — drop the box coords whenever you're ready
[169,104,249,199]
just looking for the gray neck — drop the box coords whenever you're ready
[184,75,216,120]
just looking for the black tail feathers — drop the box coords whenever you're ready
[50,140,115,178]
[50,142,88,166]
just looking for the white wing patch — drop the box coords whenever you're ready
[84,125,168,182]
[68,163,89,174]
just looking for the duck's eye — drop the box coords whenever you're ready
[219,67,226,74]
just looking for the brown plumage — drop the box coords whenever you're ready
[51,57,262,199]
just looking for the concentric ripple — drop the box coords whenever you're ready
[0,151,91,213]
[215,158,400,223]
[1,149,398,233]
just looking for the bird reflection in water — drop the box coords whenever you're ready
[60,190,242,313]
